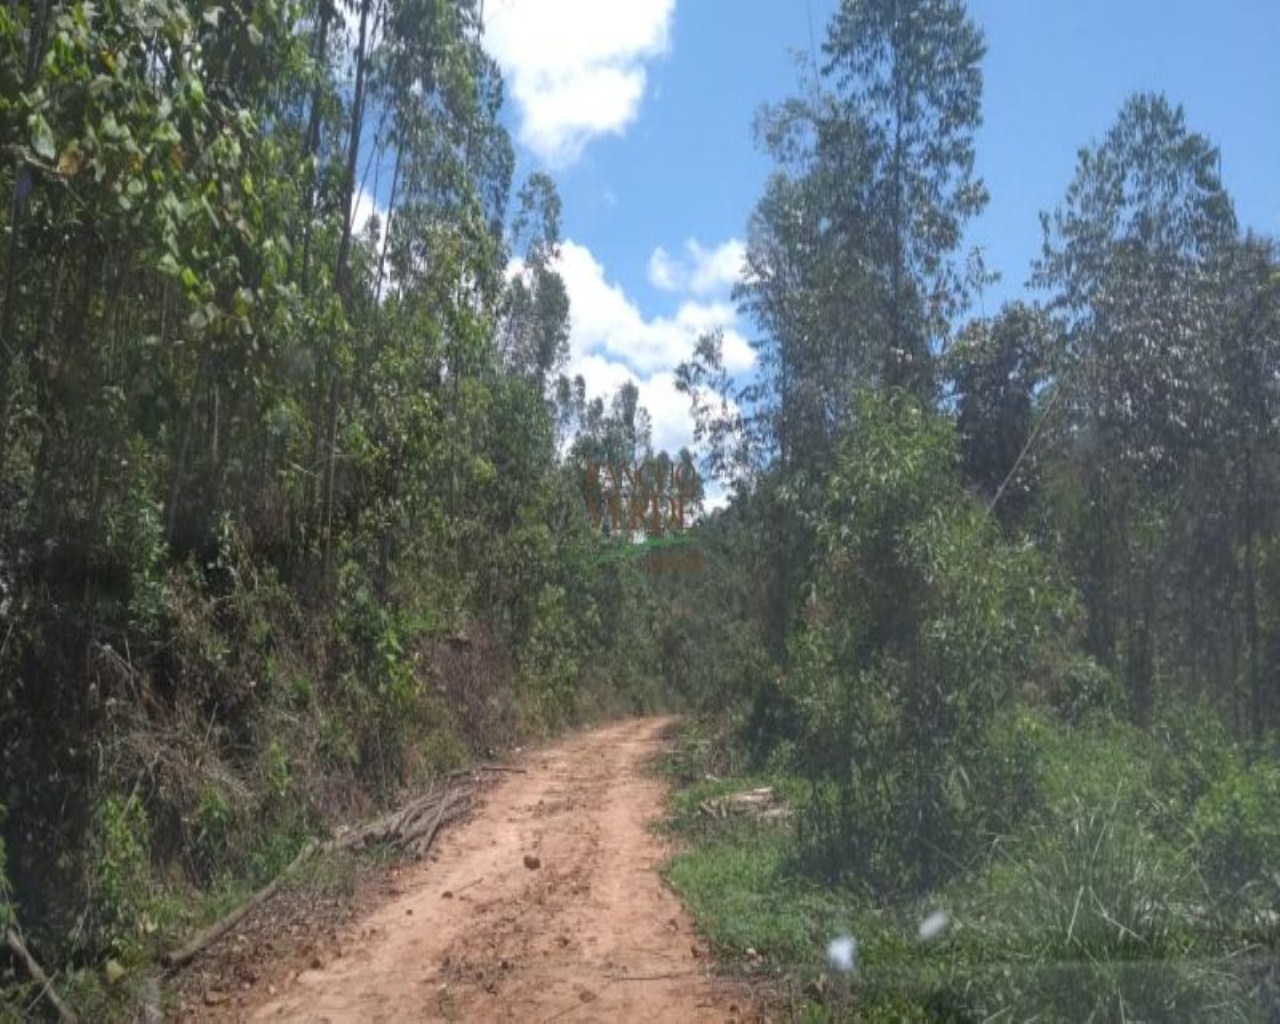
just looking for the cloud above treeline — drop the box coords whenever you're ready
[647,239,747,296]
[484,0,675,166]
[554,239,753,457]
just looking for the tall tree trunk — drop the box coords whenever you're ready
[887,0,905,391]
[372,145,401,307]
[297,0,333,294]
[0,0,53,475]
[166,356,208,547]
[1244,442,1262,739]
[320,0,373,585]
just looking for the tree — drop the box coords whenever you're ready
[824,0,988,394]
[710,0,988,661]
[1035,93,1237,723]
[1208,236,1280,736]
[790,391,1069,890]
[500,173,570,392]
[946,302,1055,523]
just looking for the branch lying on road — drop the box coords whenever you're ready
[447,763,528,777]
[163,840,318,970]
[162,783,473,970]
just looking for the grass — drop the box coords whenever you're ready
[666,821,824,966]
[662,714,1275,1022]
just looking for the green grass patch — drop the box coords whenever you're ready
[663,715,1278,1022]
[666,821,824,965]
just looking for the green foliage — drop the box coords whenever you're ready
[1,0,1278,1012]
[338,562,418,714]
[89,795,153,960]
[518,585,581,729]
[1193,757,1280,903]
[788,391,1073,889]
[946,302,1055,521]
[968,797,1244,1022]
[1046,653,1125,726]
[667,715,1266,1023]
[192,785,233,878]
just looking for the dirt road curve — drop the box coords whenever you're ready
[246,717,751,1023]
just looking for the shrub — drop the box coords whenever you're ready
[1048,654,1124,725]
[1193,757,1280,903]
[1151,699,1240,827]
[89,795,153,959]
[787,392,1074,891]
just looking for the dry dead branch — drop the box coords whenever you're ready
[5,925,79,1023]
[164,783,473,970]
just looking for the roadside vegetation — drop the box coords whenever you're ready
[3,0,1279,1019]
[657,0,1280,1017]
[0,0,699,1016]
[666,704,1280,1020]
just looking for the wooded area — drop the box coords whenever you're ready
[1,0,1279,1018]
[663,2,1280,1019]
[0,0,696,1015]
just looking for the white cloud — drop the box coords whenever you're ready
[647,246,679,291]
[351,185,387,244]
[556,241,755,377]
[688,239,747,294]
[554,238,754,491]
[646,238,746,296]
[484,0,675,165]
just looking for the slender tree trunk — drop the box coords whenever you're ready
[297,0,333,293]
[298,1,333,539]
[1244,442,1262,739]
[166,356,208,547]
[372,146,401,306]
[320,0,373,585]
[333,0,372,310]
[887,0,905,391]
[0,0,53,474]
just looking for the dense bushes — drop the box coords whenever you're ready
[1193,757,1280,904]
[785,392,1074,890]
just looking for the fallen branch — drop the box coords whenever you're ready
[163,783,473,970]
[334,787,471,853]
[164,839,318,969]
[447,763,527,778]
[5,926,79,1023]
[410,790,451,856]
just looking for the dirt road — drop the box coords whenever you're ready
[245,717,750,1022]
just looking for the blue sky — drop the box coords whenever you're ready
[476,0,1280,458]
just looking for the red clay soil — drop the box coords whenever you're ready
[241,717,755,1023]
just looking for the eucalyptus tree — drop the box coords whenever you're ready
[711,0,988,656]
[945,302,1055,524]
[1207,235,1280,735]
[1035,93,1237,722]
[500,172,570,393]
[823,0,988,395]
